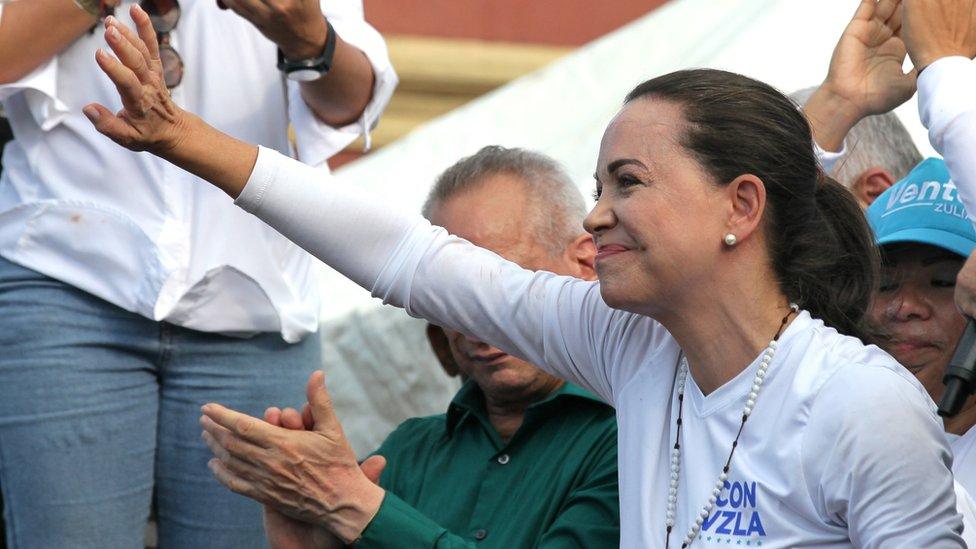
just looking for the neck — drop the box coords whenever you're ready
[484,380,564,442]
[945,396,976,436]
[660,269,793,395]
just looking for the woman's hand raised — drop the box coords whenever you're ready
[83,5,190,156]
[82,3,258,199]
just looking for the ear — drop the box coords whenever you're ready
[564,233,597,281]
[725,174,765,245]
[426,324,460,377]
[852,167,895,207]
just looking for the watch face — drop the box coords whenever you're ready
[287,69,323,82]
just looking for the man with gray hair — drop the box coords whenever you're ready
[205,146,620,549]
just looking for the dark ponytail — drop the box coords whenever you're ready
[626,69,879,342]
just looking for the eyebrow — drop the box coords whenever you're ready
[922,253,964,267]
[594,158,649,181]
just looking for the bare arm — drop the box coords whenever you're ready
[0,0,114,84]
[220,0,375,127]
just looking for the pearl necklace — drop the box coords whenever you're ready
[665,304,798,549]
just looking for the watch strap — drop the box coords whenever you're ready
[277,18,337,78]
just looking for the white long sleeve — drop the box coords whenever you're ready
[236,147,672,404]
[919,56,976,225]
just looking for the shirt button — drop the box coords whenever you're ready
[497,454,510,465]
[474,529,488,540]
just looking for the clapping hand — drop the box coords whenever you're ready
[200,371,386,545]
[260,403,387,549]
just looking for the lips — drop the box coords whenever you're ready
[470,351,509,364]
[596,244,630,261]
[886,338,940,365]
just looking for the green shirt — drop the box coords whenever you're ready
[357,380,619,549]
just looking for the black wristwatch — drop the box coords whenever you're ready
[277,19,336,82]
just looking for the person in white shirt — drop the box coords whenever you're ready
[892,0,976,515]
[88,1,966,547]
[0,1,395,548]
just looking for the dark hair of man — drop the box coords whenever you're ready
[626,69,879,342]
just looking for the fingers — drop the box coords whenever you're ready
[201,403,275,447]
[305,371,342,433]
[208,458,269,504]
[264,406,283,426]
[130,4,161,62]
[875,0,900,23]
[104,22,153,85]
[886,1,904,35]
[106,15,157,80]
[852,0,876,22]
[280,407,306,430]
[221,0,272,21]
[301,403,314,430]
[200,414,266,462]
[360,455,387,485]
[95,48,146,116]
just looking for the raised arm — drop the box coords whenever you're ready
[901,0,976,316]
[803,0,916,153]
[85,7,669,402]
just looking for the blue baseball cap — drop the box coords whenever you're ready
[867,157,976,258]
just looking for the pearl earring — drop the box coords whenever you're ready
[723,233,737,246]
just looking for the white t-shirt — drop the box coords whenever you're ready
[234,147,964,547]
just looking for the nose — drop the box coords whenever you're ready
[887,285,933,322]
[584,195,616,237]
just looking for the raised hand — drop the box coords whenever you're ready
[903,0,976,71]
[805,0,915,152]
[823,0,916,116]
[83,5,190,155]
[200,371,385,544]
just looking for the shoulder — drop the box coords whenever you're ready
[790,315,933,413]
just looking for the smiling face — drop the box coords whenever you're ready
[584,97,730,316]
[869,243,967,400]
[426,173,588,404]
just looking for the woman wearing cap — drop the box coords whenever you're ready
[85,3,964,548]
[866,157,976,543]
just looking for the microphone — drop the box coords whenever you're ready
[939,319,976,417]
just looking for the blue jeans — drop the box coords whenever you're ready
[0,257,321,548]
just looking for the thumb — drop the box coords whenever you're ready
[83,103,137,147]
[305,370,341,433]
[360,455,387,485]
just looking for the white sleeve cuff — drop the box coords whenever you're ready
[287,8,398,168]
[814,139,848,175]
[235,146,283,214]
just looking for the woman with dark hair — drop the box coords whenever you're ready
[86,4,963,548]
